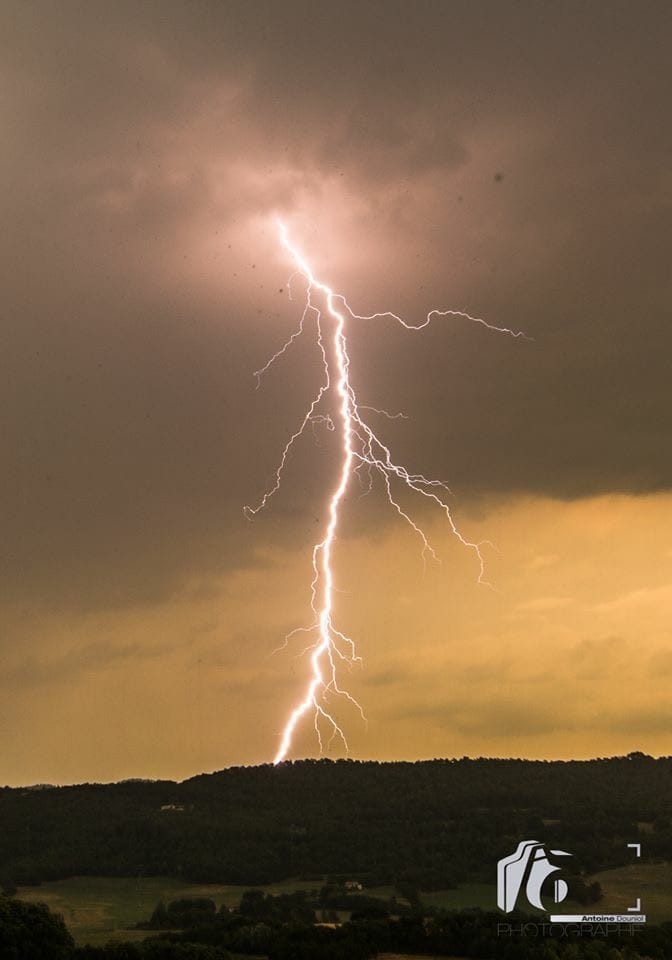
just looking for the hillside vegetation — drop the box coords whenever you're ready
[2,754,671,889]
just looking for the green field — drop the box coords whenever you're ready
[16,864,672,946]
[16,876,404,946]
[16,876,476,945]
[16,876,319,946]
[590,861,672,923]
[423,864,672,923]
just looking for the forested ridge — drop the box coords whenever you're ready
[2,753,671,888]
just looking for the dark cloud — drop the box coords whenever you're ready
[604,709,672,736]
[400,696,573,739]
[0,638,170,689]
[1,0,670,614]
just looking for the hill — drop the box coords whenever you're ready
[2,754,671,889]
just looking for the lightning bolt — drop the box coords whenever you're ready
[245,220,525,765]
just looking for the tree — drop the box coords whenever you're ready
[0,879,17,897]
[0,897,74,958]
[146,901,169,929]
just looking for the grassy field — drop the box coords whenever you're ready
[16,863,672,946]
[16,876,405,946]
[590,861,672,923]
[16,876,320,946]
[422,864,672,923]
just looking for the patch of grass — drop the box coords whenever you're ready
[589,861,672,924]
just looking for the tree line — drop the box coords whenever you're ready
[1,754,671,890]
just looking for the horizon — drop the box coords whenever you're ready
[4,749,666,791]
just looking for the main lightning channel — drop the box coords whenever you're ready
[246,221,524,765]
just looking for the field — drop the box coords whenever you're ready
[17,876,488,945]
[423,867,672,923]
[590,861,672,923]
[16,864,672,946]
[17,876,318,946]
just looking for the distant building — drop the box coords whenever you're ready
[159,803,185,812]
[344,880,363,891]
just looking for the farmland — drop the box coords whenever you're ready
[17,864,672,946]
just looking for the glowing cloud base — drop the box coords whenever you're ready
[246,221,524,764]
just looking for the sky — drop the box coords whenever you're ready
[1,0,671,785]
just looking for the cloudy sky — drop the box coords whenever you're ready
[2,0,671,785]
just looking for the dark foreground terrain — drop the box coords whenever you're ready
[5,885,672,960]
[2,754,671,889]
[3,755,672,958]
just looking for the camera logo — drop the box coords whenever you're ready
[497,840,571,913]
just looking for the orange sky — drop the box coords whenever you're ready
[3,492,671,785]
